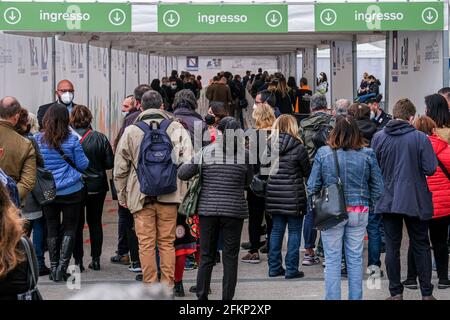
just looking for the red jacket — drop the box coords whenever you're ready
[427,134,450,218]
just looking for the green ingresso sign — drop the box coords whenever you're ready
[315,2,444,32]
[0,2,131,32]
[158,4,288,33]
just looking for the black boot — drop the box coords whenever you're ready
[174,281,185,297]
[47,237,60,281]
[56,235,75,282]
[75,258,85,273]
[88,257,101,271]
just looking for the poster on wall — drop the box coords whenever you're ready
[389,31,443,115]
[186,56,199,71]
[392,31,399,82]
[330,41,353,102]
[29,38,39,76]
[206,58,222,69]
[40,38,49,82]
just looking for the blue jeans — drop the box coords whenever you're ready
[367,211,382,267]
[269,215,303,277]
[30,217,46,267]
[303,205,317,250]
[322,212,368,300]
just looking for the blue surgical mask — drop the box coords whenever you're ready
[122,111,129,117]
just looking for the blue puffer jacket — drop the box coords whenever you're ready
[35,133,89,196]
[307,146,384,208]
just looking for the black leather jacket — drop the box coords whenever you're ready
[75,128,114,193]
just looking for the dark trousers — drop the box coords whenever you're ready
[73,192,107,260]
[407,215,450,281]
[43,197,82,239]
[117,205,129,255]
[247,190,265,253]
[197,216,244,300]
[118,205,140,262]
[383,213,433,297]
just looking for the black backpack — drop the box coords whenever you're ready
[312,123,334,149]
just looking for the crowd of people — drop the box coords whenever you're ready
[0,67,450,302]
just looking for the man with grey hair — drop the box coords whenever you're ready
[114,90,193,291]
[299,93,334,267]
[333,99,351,116]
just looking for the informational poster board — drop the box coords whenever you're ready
[111,49,126,142]
[149,54,159,81]
[388,31,443,114]
[55,39,88,106]
[330,40,354,103]
[0,33,53,114]
[302,47,316,93]
[89,45,110,136]
[138,52,149,85]
[158,55,167,79]
[126,51,139,95]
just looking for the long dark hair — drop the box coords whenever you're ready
[42,104,70,149]
[425,94,450,128]
[328,115,367,150]
[0,182,24,280]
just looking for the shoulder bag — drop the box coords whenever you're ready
[437,158,450,181]
[17,237,43,300]
[178,151,203,219]
[312,149,348,231]
[31,167,56,206]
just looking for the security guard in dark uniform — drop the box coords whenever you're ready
[367,94,392,130]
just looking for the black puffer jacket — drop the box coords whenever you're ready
[178,144,253,219]
[75,128,114,193]
[265,133,311,217]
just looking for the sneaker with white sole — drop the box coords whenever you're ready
[128,261,142,273]
[241,252,261,264]
[367,265,384,278]
[302,254,320,266]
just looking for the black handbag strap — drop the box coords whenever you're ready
[438,158,450,181]
[20,237,38,291]
[332,149,343,185]
[55,147,83,174]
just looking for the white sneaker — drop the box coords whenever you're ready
[367,265,383,278]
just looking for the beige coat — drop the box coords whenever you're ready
[436,127,450,144]
[0,121,36,205]
[114,109,193,214]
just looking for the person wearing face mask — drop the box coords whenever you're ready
[204,101,228,144]
[37,80,77,130]
[372,98,437,300]
[367,94,392,131]
[0,97,36,207]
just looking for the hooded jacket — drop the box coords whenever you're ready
[356,119,377,145]
[173,105,207,146]
[300,112,334,163]
[178,143,253,219]
[114,109,193,213]
[265,133,311,217]
[372,120,437,219]
[427,134,450,219]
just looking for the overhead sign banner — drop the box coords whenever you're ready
[0,2,131,32]
[315,2,444,32]
[158,4,288,33]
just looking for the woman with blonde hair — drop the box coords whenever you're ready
[265,114,311,278]
[241,103,276,264]
[0,182,37,299]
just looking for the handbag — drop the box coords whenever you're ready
[249,157,279,198]
[31,167,56,206]
[109,178,118,200]
[312,149,348,231]
[17,237,43,300]
[178,151,203,218]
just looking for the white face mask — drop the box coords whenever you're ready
[122,111,129,117]
[171,84,177,90]
[370,111,376,120]
[60,92,74,105]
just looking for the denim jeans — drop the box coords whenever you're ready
[269,214,303,277]
[303,205,317,250]
[30,217,46,267]
[367,211,382,267]
[322,212,369,300]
